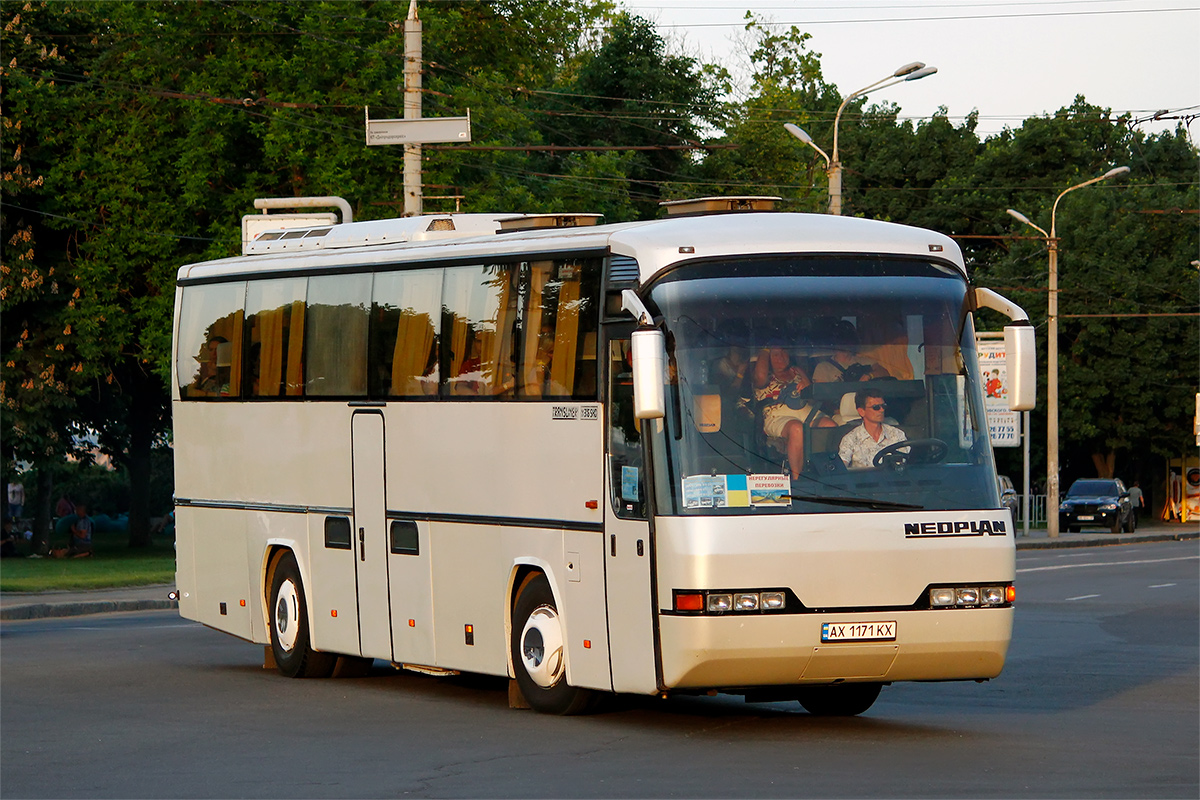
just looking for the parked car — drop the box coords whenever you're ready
[997,474,1019,519]
[1059,478,1135,533]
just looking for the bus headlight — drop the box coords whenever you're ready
[674,589,789,614]
[707,594,732,612]
[760,591,785,610]
[734,593,759,611]
[930,587,957,606]
[929,583,1013,608]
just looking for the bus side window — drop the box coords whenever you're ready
[371,269,442,398]
[245,278,306,398]
[608,337,645,519]
[520,259,601,400]
[177,282,245,400]
[306,274,370,397]
[442,265,519,398]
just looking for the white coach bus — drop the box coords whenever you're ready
[172,196,1035,716]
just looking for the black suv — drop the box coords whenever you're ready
[1059,478,1135,533]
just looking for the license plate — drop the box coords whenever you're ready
[821,621,897,642]
[1076,515,1094,521]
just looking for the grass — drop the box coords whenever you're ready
[0,531,175,592]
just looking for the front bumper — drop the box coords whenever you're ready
[657,607,1012,689]
[1060,510,1119,528]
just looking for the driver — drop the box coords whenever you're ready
[838,390,906,469]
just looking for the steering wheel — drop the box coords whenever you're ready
[872,438,948,470]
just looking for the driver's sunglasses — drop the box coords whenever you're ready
[868,403,887,411]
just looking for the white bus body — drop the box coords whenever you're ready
[172,206,1031,715]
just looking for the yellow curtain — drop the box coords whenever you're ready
[860,313,913,380]
[257,307,284,396]
[284,301,305,394]
[549,273,581,394]
[521,263,551,397]
[391,310,436,396]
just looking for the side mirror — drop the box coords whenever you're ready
[631,327,666,420]
[1004,323,1036,411]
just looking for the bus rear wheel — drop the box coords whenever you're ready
[796,682,882,716]
[270,551,337,679]
[511,573,596,715]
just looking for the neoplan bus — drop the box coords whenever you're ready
[172,196,1036,716]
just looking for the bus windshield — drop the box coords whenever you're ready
[644,256,1000,516]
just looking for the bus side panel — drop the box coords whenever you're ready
[306,512,364,658]
[387,520,435,667]
[179,506,254,641]
[430,522,508,676]
[385,403,603,528]
[560,529,613,692]
[174,403,353,512]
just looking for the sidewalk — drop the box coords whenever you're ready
[1012,517,1198,550]
[2,521,1196,621]
[0,583,178,621]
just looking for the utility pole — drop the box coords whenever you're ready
[403,0,422,216]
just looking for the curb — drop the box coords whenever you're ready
[1015,530,1199,550]
[1,599,178,621]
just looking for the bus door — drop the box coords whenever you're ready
[604,333,659,694]
[351,411,394,660]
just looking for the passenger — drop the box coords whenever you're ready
[813,321,888,384]
[839,390,907,469]
[752,346,836,480]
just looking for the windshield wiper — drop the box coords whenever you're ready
[783,494,924,511]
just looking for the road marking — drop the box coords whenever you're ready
[1066,594,1100,601]
[1148,583,1176,589]
[1017,555,1199,574]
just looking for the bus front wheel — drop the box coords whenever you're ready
[796,682,882,716]
[269,551,337,679]
[511,573,595,715]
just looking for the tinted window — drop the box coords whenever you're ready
[371,269,442,397]
[245,278,306,397]
[177,283,245,399]
[306,274,370,396]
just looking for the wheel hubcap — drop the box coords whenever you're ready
[520,605,564,688]
[275,578,300,653]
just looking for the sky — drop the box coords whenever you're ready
[619,0,1199,139]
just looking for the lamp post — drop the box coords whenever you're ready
[785,62,937,215]
[1007,165,1130,538]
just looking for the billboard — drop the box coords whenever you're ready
[977,338,1021,447]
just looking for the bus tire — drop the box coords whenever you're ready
[796,682,882,716]
[269,551,337,679]
[511,573,595,715]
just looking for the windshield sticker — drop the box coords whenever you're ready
[682,474,792,509]
[683,475,728,508]
[621,465,640,502]
[725,474,750,507]
[748,474,791,507]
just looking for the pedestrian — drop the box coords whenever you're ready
[1129,480,1145,527]
[7,479,25,520]
[67,502,94,557]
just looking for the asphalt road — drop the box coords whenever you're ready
[2,540,1196,799]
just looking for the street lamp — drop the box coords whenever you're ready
[1007,165,1130,538]
[785,62,937,215]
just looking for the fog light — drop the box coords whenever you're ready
[956,587,980,606]
[734,593,759,611]
[707,593,732,612]
[930,587,956,606]
[981,586,1005,605]
[761,591,785,610]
